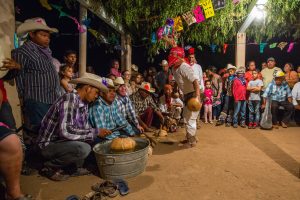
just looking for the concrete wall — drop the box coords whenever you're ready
[0,0,22,128]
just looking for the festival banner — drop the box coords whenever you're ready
[213,0,225,10]
[287,42,294,53]
[182,11,197,26]
[39,0,52,10]
[269,43,277,48]
[199,0,215,19]
[210,44,217,53]
[223,43,228,54]
[173,16,183,32]
[259,43,267,53]
[277,42,288,50]
[193,5,205,23]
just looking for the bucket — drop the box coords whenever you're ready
[93,138,149,180]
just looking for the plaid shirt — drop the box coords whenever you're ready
[114,95,139,127]
[130,91,160,116]
[12,41,60,104]
[37,92,98,149]
[262,80,292,102]
[89,97,134,140]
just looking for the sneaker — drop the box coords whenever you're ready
[70,168,91,177]
[233,124,238,128]
[252,122,257,129]
[40,168,69,181]
[240,123,246,128]
[216,120,224,126]
[273,124,279,129]
[281,122,288,128]
[248,122,253,129]
[225,122,231,127]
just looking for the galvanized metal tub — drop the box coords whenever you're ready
[93,138,149,180]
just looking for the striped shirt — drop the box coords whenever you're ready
[114,95,139,127]
[37,92,98,149]
[12,40,60,104]
[262,80,292,102]
[89,97,134,140]
[130,91,160,116]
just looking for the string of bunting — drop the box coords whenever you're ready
[187,42,297,54]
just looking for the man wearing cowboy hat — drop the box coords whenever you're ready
[89,78,135,140]
[113,77,144,133]
[130,82,164,132]
[11,18,61,136]
[168,46,201,148]
[155,59,172,94]
[261,57,282,90]
[36,73,108,181]
[262,71,294,128]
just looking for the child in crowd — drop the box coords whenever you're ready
[216,64,236,126]
[203,80,213,124]
[247,70,263,128]
[232,66,247,128]
[59,65,74,94]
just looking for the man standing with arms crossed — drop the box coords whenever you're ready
[168,47,201,148]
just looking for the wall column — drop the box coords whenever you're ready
[79,5,87,77]
[235,32,246,68]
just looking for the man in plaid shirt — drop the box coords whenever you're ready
[262,71,294,128]
[36,73,108,181]
[89,79,134,140]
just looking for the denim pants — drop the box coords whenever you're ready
[248,100,261,124]
[40,141,91,169]
[23,99,51,134]
[233,100,246,125]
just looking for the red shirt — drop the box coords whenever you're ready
[232,78,246,101]
[0,80,8,102]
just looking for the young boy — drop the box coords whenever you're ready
[247,70,263,128]
[232,66,247,128]
[216,64,236,127]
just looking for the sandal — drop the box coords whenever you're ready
[91,181,119,198]
[81,191,102,200]
[113,179,129,196]
[40,168,69,181]
[65,195,80,200]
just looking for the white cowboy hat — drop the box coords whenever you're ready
[236,66,246,74]
[137,82,155,93]
[159,60,168,66]
[101,77,115,89]
[113,77,125,85]
[17,18,58,36]
[226,64,236,71]
[131,64,139,72]
[69,73,108,92]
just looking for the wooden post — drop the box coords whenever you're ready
[235,32,246,68]
[79,5,87,77]
[121,34,132,73]
[0,0,22,128]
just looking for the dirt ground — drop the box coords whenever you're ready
[20,123,300,200]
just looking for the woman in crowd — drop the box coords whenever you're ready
[284,62,299,88]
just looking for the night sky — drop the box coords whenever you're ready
[15,0,300,76]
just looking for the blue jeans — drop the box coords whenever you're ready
[233,100,246,125]
[23,99,51,134]
[213,104,222,118]
[248,100,261,124]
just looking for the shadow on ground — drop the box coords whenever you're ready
[239,131,300,178]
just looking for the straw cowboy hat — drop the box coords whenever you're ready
[138,82,155,93]
[236,66,246,74]
[274,71,285,78]
[101,77,115,89]
[131,64,139,72]
[159,60,168,66]
[69,73,108,92]
[226,64,236,71]
[17,17,58,36]
[113,77,125,89]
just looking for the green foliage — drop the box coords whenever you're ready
[74,0,300,54]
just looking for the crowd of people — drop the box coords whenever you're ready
[1,17,300,199]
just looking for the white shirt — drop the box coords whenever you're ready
[172,62,197,95]
[191,63,204,91]
[159,96,183,113]
[292,82,300,106]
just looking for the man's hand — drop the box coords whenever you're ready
[98,129,112,138]
[1,58,21,70]
[137,125,144,133]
